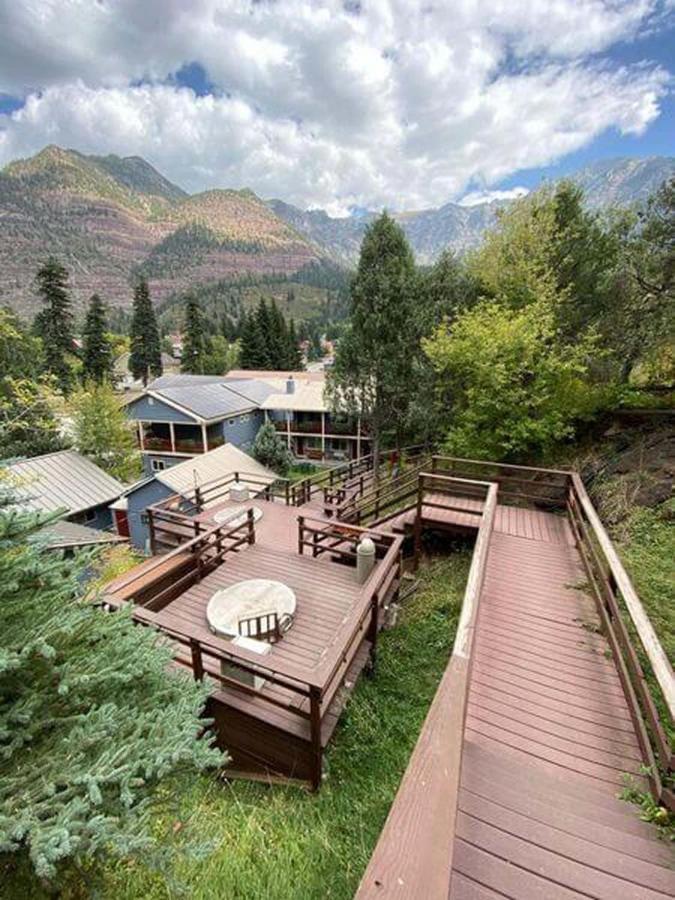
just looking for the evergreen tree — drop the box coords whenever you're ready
[82,294,114,384]
[0,499,222,883]
[181,295,211,374]
[129,279,162,386]
[71,382,141,481]
[327,212,419,473]
[285,319,303,370]
[239,310,269,369]
[35,257,74,393]
[251,421,293,474]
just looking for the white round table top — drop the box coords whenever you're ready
[212,504,263,527]
[206,579,296,639]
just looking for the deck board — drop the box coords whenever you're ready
[449,515,674,898]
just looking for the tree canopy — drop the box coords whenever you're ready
[0,500,222,883]
[129,279,162,386]
[35,257,75,394]
[251,421,293,474]
[327,212,420,469]
[71,382,141,482]
[82,294,114,384]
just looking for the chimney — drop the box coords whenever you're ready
[286,375,295,395]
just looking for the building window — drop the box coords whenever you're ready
[83,508,97,524]
[151,459,167,472]
[229,418,237,426]
[240,414,250,423]
[147,397,154,405]
[140,512,149,525]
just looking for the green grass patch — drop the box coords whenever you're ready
[612,500,675,745]
[4,552,469,899]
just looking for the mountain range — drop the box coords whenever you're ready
[0,146,672,317]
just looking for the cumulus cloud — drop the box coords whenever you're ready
[0,1,671,210]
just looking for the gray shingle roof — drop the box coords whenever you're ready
[6,450,125,515]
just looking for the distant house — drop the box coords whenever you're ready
[120,443,277,550]
[124,373,272,476]
[6,449,125,533]
[124,370,370,472]
[226,370,370,462]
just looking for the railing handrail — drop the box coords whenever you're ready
[431,454,571,478]
[355,483,498,899]
[335,456,432,519]
[151,470,290,512]
[570,472,674,719]
[103,516,253,595]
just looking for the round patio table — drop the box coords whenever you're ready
[206,579,296,640]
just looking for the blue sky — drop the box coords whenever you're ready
[0,1,672,212]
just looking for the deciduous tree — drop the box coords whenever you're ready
[71,382,141,481]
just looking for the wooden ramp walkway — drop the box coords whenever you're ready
[357,484,675,899]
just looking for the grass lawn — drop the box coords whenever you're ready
[4,551,469,900]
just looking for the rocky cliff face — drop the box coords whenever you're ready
[0,146,320,315]
[268,157,675,265]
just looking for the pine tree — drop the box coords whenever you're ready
[285,319,303,370]
[239,310,269,369]
[82,294,114,384]
[0,499,222,884]
[35,257,74,393]
[326,212,419,474]
[252,421,293,473]
[181,295,210,374]
[129,279,163,386]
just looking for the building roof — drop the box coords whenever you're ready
[223,378,277,405]
[115,351,175,374]
[154,383,257,420]
[147,373,229,390]
[7,450,125,516]
[225,371,329,412]
[155,443,278,503]
[39,520,127,549]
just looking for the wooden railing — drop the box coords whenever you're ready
[430,455,569,506]
[328,451,431,517]
[567,473,674,810]
[356,482,498,899]
[104,514,257,611]
[290,444,428,507]
[147,470,292,553]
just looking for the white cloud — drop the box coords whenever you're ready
[459,187,530,207]
[0,1,670,210]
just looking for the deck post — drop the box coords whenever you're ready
[413,474,424,571]
[309,686,322,791]
[247,508,256,545]
[194,484,203,512]
[147,508,157,556]
[190,639,204,681]
[367,591,379,676]
[298,516,304,555]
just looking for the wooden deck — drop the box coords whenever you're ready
[103,497,403,788]
[356,464,675,899]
